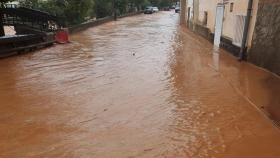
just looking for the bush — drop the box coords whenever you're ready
[12,0,175,26]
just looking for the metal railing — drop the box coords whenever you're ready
[1,4,61,32]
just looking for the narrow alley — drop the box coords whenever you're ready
[0,11,280,158]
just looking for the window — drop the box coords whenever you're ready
[230,3,234,12]
[203,11,208,26]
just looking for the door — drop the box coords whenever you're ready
[233,15,246,47]
[214,5,224,47]
[187,7,191,24]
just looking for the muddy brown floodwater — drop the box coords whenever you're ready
[1,12,280,158]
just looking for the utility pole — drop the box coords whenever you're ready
[180,0,186,25]
[239,0,253,61]
[193,0,199,31]
[113,0,117,21]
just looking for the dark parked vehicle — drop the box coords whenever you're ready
[175,7,180,13]
[163,7,170,11]
[144,7,153,14]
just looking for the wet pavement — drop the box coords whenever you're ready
[1,11,280,158]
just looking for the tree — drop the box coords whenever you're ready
[160,0,172,7]
[130,0,150,10]
[116,0,129,15]
[1,0,176,28]
[149,0,173,8]
[19,0,40,8]
[0,0,13,6]
[24,0,95,25]
[95,0,113,19]
[64,0,94,24]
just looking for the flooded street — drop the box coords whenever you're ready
[1,11,280,158]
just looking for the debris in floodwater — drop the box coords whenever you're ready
[93,57,104,61]
[81,48,91,52]
[144,148,153,152]
[86,53,94,58]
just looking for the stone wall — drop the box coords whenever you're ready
[69,17,113,34]
[69,11,143,34]
[249,0,280,75]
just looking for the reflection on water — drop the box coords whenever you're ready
[0,11,280,158]
[212,48,220,71]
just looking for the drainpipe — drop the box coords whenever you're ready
[239,0,253,61]
[187,7,191,27]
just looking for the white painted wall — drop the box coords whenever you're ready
[188,0,259,48]
[198,0,220,32]
[187,0,193,20]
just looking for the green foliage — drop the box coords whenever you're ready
[64,0,95,25]
[117,0,128,15]
[19,0,94,25]
[148,0,173,7]
[0,0,13,4]
[19,0,40,8]
[159,0,173,7]
[95,0,113,18]
[7,0,175,26]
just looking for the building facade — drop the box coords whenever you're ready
[249,0,280,75]
[182,0,280,75]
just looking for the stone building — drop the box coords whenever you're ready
[249,0,280,75]
[181,0,280,75]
